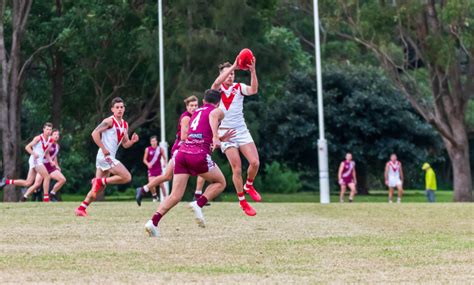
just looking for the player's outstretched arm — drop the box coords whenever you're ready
[92,118,112,155]
[246,57,258,95]
[211,57,238,90]
[25,136,41,157]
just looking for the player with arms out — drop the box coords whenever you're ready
[75,97,139,216]
[210,54,260,216]
[384,153,404,203]
[338,153,357,203]
[1,122,54,202]
[135,95,206,205]
[143,135,167,202]
[20,129,67,202]
[144,89,235,237]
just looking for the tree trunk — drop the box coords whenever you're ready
[444,132,473,202]
[51,50,63,128]
[356,166,369,195]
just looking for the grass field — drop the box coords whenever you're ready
[0,202,472,284]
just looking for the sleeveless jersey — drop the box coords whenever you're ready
[388,161,401,178]
[341,160,355,178]
[32,134,54,158]
[146,146,161,172]
[180,103,215,155]
[219,82,249,129]
[44,143,60,163]
[98,116,128,158]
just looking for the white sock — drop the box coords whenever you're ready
[51,191,56,195]
[195,190,202,195]
[143,185,150,192]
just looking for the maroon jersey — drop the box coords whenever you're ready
[146,146,162,173]
[171,111,192,155]
[179,103,215,155]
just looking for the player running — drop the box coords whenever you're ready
[20,129,66,202]
[144,89,235,237]
[384,153,404,203]
[143,135,167,202]
[1,123,54,202]
[135,95,205,206]
[338,153,357,203]
[75,97,139,216]
[210,57,260,216]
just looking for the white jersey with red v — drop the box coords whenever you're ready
[218,82,249,129]
[33,134,54,157]
[100,116,128,158]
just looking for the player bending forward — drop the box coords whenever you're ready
[75,97,139,216]
[384,153,404,203]
[144,89,234,237]
[1,122,53,202]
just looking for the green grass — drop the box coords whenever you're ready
[0,202,472,283]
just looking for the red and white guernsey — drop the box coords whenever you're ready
[388,160,401,179]
[32,134,54,159]
[219,83,249,129]
[98,116,128,158]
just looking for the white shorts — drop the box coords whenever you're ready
[219,126,254,153]
[28,155,44,170]
[96,153,121,171]
[388,176,402,188]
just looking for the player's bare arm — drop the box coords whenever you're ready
[353,168,357,185]
[210,108,225,149]
[180,116,191,141]
[143,149,150,168]
[400,163,404,181]
[384,163,389,185]
[122,132,139,149]
[211,57,239,89]
[338,162,344,181]
[92,118,113,155]
[246,57,258,95]
[25,136,41,157]
[160,147,167,165]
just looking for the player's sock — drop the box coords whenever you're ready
[194,190,202,200]
[151,212,162,226]
[98,178,107,187]
[237,192,246,202]
[196,195,208,208]
[244,179,254,190]
[50,191,56,195]
[43,195,50,202]
[78,201,89,211]
[143,185,150,193]
[152,193,158,200]
[6,179,15,185]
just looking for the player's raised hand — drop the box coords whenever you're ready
[247,57,256,72]
[131,133,139,143]
[219,129,236,142]
[233,55,240,70]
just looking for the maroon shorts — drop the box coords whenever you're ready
[44,162,57,174]
[148,167,162,177]
[339,176,354,186]
[174,151,215,176]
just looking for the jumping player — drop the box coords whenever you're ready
[384,153,404,203]
[337,153,357,203]
[210,57,260,216]
[0,123,54,202]
[75,97,139,216]
[143,135,167,202]
[135,95,205,206]
[20,129,66,202]
[144,89,234,237]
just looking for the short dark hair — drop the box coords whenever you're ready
[150,135,158,141]
[43,122,53,128]
[218,62,232,72]
[111,97,124,108]
[204,89,221,104]
[184,95,198,106]
[52,128,59,133]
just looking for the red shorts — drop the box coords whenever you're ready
[44,162,57,174]
[174,151,215,176]
[148,167,162,177]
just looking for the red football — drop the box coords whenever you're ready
[237,48,254,70]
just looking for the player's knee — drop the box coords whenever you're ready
[249,159,260,169]
[123,173,132,184]
[231,167,242,177]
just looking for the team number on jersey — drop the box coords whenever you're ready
[190,111,202,131]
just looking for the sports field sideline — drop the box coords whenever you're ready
[0,202,472,283]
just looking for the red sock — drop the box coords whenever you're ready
[78,201,89,211]
[6,179,14,185]
[151,212,162,226]
[194,192,202,200]
[244,179,254,190]
[43,195,49,202]
[196,195,208,208]
[237,192,246,202]
[97,178,107,187]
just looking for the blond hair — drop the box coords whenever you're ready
[184,95,198,106]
